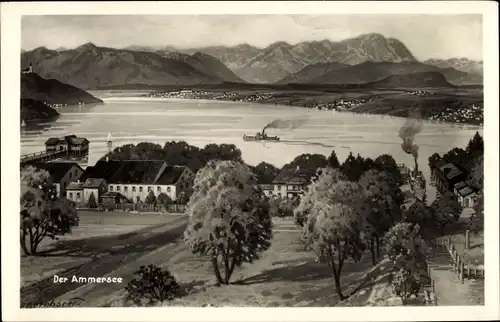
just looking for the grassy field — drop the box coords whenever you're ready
[21,215,418,307]
[20,211,183,289]
[450,231,484,267]
[96,220,400,307]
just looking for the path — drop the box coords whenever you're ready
[20,216,188,307]
[427,244,484,305]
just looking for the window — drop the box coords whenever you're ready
[132,186,136,192]
[139,187,143,192]
[69,192,73,199]
[117,186,121,192]
[136,196,141,203]
[148,187,152,192]
[277,193,282,198]
[76,192,81,199]
[167,187,171,193]
[124,186,128,192]
[110,186,113,191]
[69,172,72,179]
[157,186,161,192]
[278,185,282,191]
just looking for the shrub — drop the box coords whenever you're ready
[125,265,180,305]
[87,192,98,208]
[391,268,421,305]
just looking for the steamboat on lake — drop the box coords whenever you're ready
[243,129,280,142]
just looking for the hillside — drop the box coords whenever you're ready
[21,43,241,89]
[306,61,481,86]
[20,98,59,122]
[176,33,417,83]
[424,58,483,75]
[365,71,454,88]
[155,51,243,83]
[277,62,349,84]
[21,72,103,105]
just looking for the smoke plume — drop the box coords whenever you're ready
[399,110,423,171]
[263,118,308,132]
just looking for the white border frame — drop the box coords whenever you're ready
[2,2,499,321]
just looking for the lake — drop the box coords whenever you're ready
[21,90,483,202]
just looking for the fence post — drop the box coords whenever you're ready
[461,262,465,283]
[465,230,470,250]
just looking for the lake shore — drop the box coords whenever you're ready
[143,87,484,126]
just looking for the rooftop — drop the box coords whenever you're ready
[155,165,186,185]
[454,181,468,190]
[439,162,464,180]
[272,167,318,185]
[457,186,476,197]
[45,135,89,146]
[33,162,82,182]
[82,178,106,188]
[67,182,84,190]
[81,160,166,184]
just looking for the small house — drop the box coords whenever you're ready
[432,162,468,194]
[272,167,318,199]
[34,162,83,198]
[45,135,90,157]
[82,178,108,203]
[456,185,478,208]
[66,181,84,203]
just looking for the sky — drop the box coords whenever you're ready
[21,15,483,60]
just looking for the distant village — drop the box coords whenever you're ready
[20,132,480,212]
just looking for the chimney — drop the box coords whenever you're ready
[106,156,109,162]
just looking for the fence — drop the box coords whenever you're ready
[423,265,438,306]
[435,236,485,282]
[77,203,187,214]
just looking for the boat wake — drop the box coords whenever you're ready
[278,139,350,149]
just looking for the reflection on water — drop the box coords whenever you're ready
[20,91,483,203]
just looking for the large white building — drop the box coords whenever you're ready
[77,160,195,203]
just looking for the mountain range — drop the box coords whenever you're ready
[278,61,481,85]
[22,33,483,88]
[21,43,243,89]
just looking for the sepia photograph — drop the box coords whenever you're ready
[1,1,499,321]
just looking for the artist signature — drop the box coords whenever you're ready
[21,297,85,308]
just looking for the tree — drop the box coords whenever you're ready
[403,201,435,239]
[340,153,367,182]
[359,169,403,264]
[466,131,483,155]
[373,154,403,185]
[327,150,340,169]
[87,192,98,208]
[383,223,427,306]
[268,197,294,218]
[295,170,367,300]
[157,192,173,206]
[145,191,156,205]
[282,153,328,171]
[469,155,484,189]
[20,166,79,256]
[294,167,347,226]
[251,162,280,184]
[430,192,462,235]
[184,160,273,285]
[428,153,442,170]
